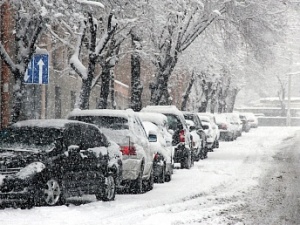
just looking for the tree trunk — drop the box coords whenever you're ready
[181,72,195,111]
[11,72,26,123]
[130,33,143,111]
[150,48,178,105]
[227,88,239,112]
[98,66,111,109]
[110,68,116,109]
[79,55,96,109]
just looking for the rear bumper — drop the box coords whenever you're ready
[122,159,142,181]
[173,144,190,163]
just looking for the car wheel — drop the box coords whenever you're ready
[215,140,219,148]
[131,170,143,194]
[97,175,116,201]
[165,173,172,182]
[157,165,165,183]
[32,178,65,207]
[144,167,154,191]
[181,153,191,169]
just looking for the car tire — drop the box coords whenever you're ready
[131,165,144,194]
[144,167,154,192]
[31,177,65,207]
[157,165,165,183]
[96,175,116,201]
[165,173,172,182]
[181,153,191,169]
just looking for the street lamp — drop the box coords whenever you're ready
[286,71,300,126]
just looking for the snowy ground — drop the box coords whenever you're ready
[0,127,299,225]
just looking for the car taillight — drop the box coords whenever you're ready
[221,123,227,130]
[120,145,136,155]
[179,129,185,143]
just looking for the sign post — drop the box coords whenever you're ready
[25,52,49,119]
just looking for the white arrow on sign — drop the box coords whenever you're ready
[37,59,45,84]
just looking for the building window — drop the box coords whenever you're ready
[55,86,61,118]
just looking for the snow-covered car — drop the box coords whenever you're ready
[0,119,121,208]
[141,105,192,169]
[242,112,259,128]
[214,114,235,141]
[197,113,220,148]
[185,119,206,160]
[182,111,207,160]
[138,112,173,182]
[226,113,243,137]
[197,114,219,150]
[224,113,242,139]
[142,121,173,183]
[239,114,251,133]
[68,109,155,194]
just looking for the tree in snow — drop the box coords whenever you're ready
[0,0,73,123]
[145,0,226,105]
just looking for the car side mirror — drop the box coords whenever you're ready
[68,145,80,153]
[196,129,203,135]
[202,124,209,130]
[168,129,175,135]
[189,125,196,132]
[148,130,157,142]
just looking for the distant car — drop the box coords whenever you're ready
[68,109,155,194]
[141,105,192,169]
[0,119,121,208]
[225,113,243,137]
[197,113,220,148]
[142,121,173,183]
[138,112,173,182]
[197,114,219,150]
[242,112,259,128]
[239,114,251,132]
[214,114,235,141]
[182,111,207,160]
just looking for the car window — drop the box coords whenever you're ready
[82,125,108,149]
[132,116,147,139]
[64,124,82,148]
[165,114,182,130]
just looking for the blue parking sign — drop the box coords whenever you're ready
[25,54,49,84]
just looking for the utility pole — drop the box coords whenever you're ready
[0,2,11,129]
[286,73,291,126]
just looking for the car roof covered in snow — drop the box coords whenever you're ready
[141,105,183,117]
[68,108,135,119]
[137,112,168,126]
[11,119,90,129]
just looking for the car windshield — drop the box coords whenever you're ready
[0,127,62,152]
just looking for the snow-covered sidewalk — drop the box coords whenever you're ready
[0,127,299,225]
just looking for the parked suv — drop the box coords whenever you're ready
[141,106,192,169]
[0,119,121,208]
[68,109,155,194]
[182,111,207,160]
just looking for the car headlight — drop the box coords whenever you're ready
[16,162,46,180]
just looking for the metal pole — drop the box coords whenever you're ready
[286,74,291,126]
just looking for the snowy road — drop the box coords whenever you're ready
[1,127,300,225]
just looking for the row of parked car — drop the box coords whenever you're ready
[0,106,258,208]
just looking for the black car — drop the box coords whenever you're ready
[0,119,122,208]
